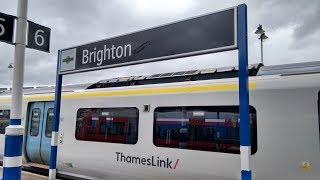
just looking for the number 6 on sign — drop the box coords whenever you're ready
[27,21,51,52]
[35,30,45,46]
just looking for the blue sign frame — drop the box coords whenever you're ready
[237,4,251,180]
[51,4,251,180]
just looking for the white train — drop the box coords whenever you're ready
[0,62,319,180]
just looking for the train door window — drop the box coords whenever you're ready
[153,106,257,155]
[0,110,10,134]
[75,107,138,144]
[45,108,54,137]
[30,108,41,136]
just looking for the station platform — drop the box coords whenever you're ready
[0,166,48,180]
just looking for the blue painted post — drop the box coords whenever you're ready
[2,124,24,180]
[49,50,63,180]
[2,0,28,179]
[237,4,251,180]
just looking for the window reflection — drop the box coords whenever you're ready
[153,106,257,154]
[75,108,138,144]
[45,108,54,137]
[30,109,41,136]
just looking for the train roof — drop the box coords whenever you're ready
[0,84,91,96]
[0,61,319,96]
[257,61,320,76]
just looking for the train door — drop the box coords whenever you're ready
[26,102,54,165]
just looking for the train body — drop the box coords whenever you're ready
[0,62,319,180]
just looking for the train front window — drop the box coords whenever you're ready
[45,108,54,137]
[30,109,41,136]
[75,108,138,144]
[153,106,257,154]
[0,110,10,134]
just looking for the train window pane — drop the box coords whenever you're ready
[75,108,139,144]
[0,110,10,134]
[153,106,257,155]
[30,108,41,136]
[45,108,54,137]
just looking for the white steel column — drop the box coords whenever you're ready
[2,0,28,179]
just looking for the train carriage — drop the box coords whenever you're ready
[0,61,319,180]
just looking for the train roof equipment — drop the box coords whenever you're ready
[257,61,320,76]
[0,61,319,95]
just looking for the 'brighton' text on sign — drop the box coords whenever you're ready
[59,7,237,74]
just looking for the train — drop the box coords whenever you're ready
[0,61,319,180]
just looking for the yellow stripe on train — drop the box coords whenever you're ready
[0,82,256,102]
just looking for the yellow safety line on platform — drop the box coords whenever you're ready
[0,82,256,102]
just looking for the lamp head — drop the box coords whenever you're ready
[259,33,268,40]
[255,24,265,35]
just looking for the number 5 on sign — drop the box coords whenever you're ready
[0,12,15,44]
[0,18,5,36]
[27,21,51,52]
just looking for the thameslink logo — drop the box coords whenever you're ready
[116,152,180,170]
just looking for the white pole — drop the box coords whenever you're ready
[2,0,28,179]
[11,0,28,118]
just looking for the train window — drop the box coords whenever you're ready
[30,108,41,136]
[75,107,139,144]
[153,106,257,155]
[0,110,10,134]
[45,108,54,137]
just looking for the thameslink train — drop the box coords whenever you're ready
[0,61,319,180]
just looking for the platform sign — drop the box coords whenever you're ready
[0,12,15,44]
[27,21,51,52]
[59,7,237,74]
[54,4,252,180]
[0,12,51,52]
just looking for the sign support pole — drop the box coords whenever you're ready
[49,50,63,180]
[237,4,251,180]
[2,0,28,179]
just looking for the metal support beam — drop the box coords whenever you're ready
[2,0,28,179]
[49,50,63,180]
[237,4,252,180]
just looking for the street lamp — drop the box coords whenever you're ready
[255,24,268,65]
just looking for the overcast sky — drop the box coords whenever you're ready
[0,0,319,87]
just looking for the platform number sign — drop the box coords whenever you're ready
[27,21,51,52]
[0,12,15,44]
